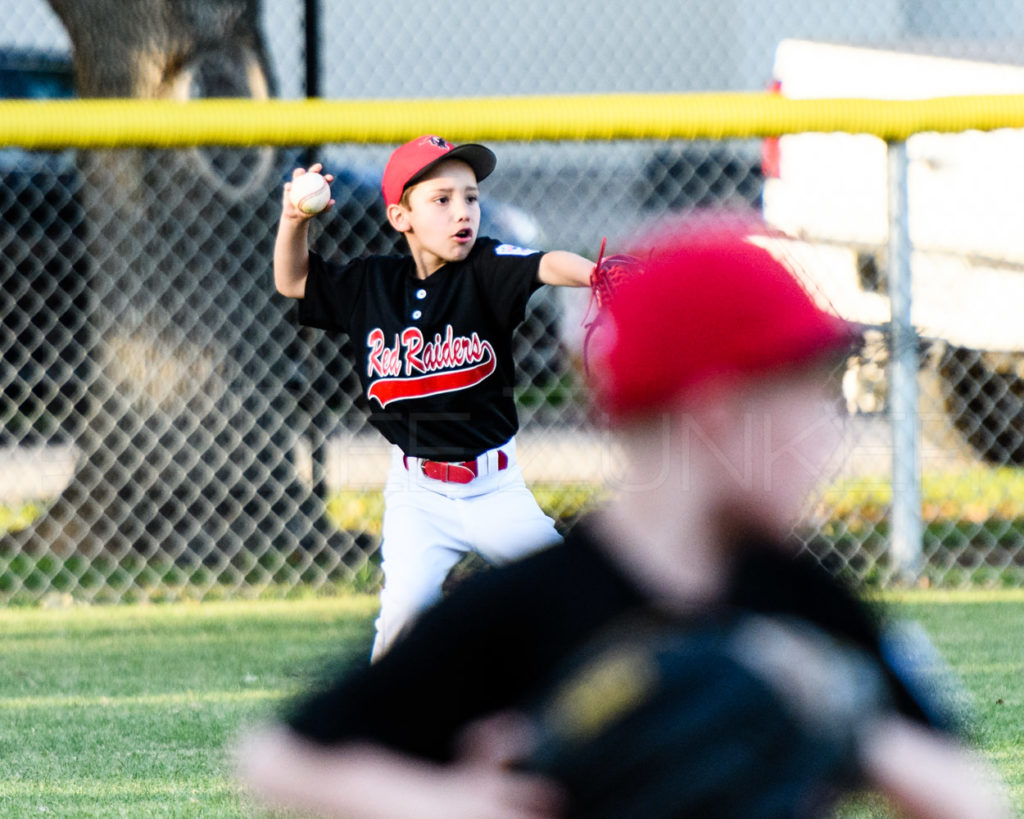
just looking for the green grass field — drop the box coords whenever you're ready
[1,592,1022,817]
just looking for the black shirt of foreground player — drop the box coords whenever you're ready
[284,519,955,813]
[298,237,544,462]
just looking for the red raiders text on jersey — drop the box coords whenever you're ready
[366,325,497,408]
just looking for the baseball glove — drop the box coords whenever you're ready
[522,610,888,819]
[589,239,645,311]
[582,238,644,375]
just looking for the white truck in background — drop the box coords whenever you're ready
[762,39,1024,464]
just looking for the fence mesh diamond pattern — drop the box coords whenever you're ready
[4,0,1024,602]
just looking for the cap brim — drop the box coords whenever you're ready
[405,144,497,191]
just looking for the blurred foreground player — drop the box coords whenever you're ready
[236,216,1011,819]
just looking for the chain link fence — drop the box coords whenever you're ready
[4,0,1024,602]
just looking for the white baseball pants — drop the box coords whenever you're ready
[370,438,561,660]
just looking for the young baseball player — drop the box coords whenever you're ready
[274,135,595,658]
[239,216,1011,819]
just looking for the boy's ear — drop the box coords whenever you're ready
[386,203,411,233]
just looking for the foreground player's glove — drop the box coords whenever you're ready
[522,611,889,819]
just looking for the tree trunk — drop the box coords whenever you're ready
[4,0,359,595]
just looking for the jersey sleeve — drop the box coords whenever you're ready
[295,251,366,333]
[279,537,634,761]
[730,544,964,734]
[282,558,553,760]
[472,238,546,333]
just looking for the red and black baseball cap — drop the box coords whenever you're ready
[591,215,859,420]
[382,135,497,207]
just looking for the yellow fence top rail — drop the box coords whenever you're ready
[2,93,1024,149]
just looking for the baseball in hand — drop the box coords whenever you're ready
[289,171,331,215]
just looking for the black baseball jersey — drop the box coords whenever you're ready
[297,237,544,461]
[283,520,956,771]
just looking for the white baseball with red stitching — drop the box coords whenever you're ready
[289,171,331,215]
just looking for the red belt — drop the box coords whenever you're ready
[404,450,509,484]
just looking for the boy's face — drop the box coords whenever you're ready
[698,368,844,541]
[389,159,481,270]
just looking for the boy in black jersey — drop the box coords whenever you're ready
[274,136,595,659]
[241,216,1011,819]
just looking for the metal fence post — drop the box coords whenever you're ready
[887,140,924,582]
